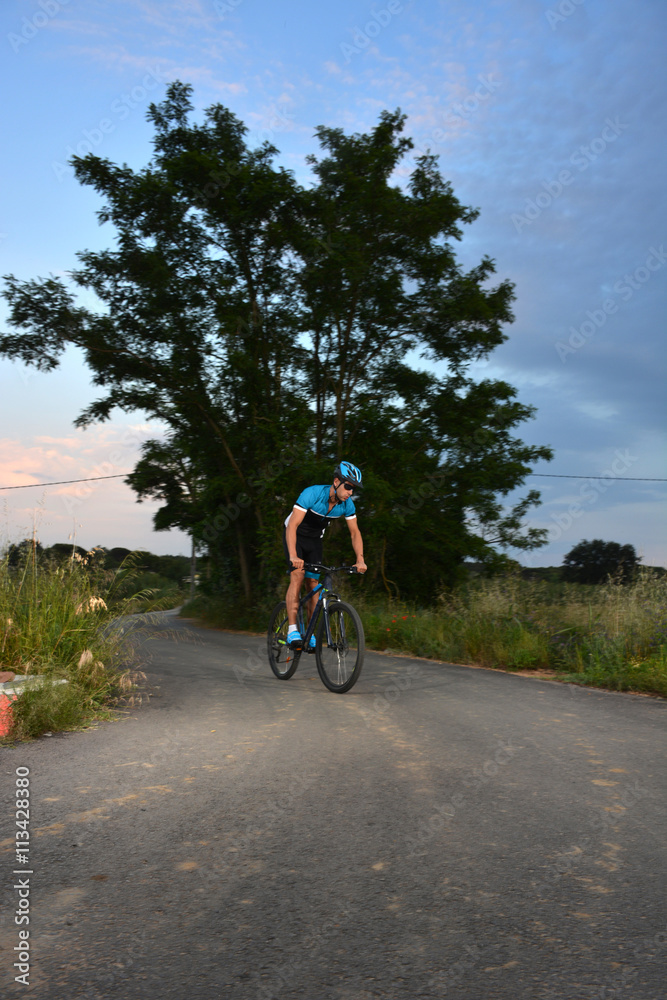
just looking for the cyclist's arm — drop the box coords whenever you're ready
[347,517,367,574]
[286,506,307,570]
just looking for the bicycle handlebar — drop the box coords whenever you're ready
[290,562,359,574]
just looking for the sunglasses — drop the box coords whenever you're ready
[341,482,357,491]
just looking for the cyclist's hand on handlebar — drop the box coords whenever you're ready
[291,557,304,572]
[355,558,367,574]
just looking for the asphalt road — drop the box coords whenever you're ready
[1,611,666,1000]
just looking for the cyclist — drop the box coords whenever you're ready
[284,461,367,648]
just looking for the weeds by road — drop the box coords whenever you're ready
[0,546,179,742]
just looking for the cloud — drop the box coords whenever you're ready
[0,423,157,496]
[0,424,188,554]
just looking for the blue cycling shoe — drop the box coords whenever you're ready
[304,633,317,651]
[286,628,302,648]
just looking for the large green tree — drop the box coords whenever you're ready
[1,82,552,601]
[562,539,640,585]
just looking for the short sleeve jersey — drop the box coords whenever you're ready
[286,485,357,539]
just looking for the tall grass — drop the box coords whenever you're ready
[0,546,163,742]
[359,571,667,696]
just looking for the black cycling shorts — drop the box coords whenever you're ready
[283,528,322,580]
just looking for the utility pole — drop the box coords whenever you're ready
[189,536,197,600]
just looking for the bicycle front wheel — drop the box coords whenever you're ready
[316,600,365,693]
[267,600,301,680]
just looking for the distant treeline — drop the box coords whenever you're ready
[4,541,191,585]
[6,541,663,592]
[465,563,666,583]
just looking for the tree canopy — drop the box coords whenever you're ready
[562,539,640,585]
[0,81,553,601]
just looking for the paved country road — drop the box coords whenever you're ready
[1,611,666,1000]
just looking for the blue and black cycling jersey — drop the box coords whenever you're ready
[285,484,357,539]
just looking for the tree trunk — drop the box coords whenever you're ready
[380,538,399,599]
[236,523,252,602]
[189,536,197,600]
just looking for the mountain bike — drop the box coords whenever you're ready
[267,563,365,693]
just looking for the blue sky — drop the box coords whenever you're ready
[1,0,665,565]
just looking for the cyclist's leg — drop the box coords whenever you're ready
[286,570,305,627]
[283,528,305,627]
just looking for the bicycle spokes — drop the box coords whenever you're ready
[316,600,364,693]
[267,601,301,680]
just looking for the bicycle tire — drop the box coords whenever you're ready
[315,600,365,693]
[267,600,301,680]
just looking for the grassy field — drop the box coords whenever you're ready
[184,570,667,698]
[0,546,182,742]
[358,572,667,696]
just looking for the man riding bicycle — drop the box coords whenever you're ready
[284,461,367,648]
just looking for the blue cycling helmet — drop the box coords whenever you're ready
[334,461,363,489]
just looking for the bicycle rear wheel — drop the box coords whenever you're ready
[267,600,301,680]
[316,600,364,693]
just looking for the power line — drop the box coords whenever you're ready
[527,474,667,482]
[0,474,129,491]
[1,471,666,492]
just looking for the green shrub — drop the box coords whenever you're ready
[9,682,91,742]
[357,571,667,695]
[0,546,154,742]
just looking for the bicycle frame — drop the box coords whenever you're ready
[291,564,356,651]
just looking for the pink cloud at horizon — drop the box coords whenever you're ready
[0,428,190,555]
